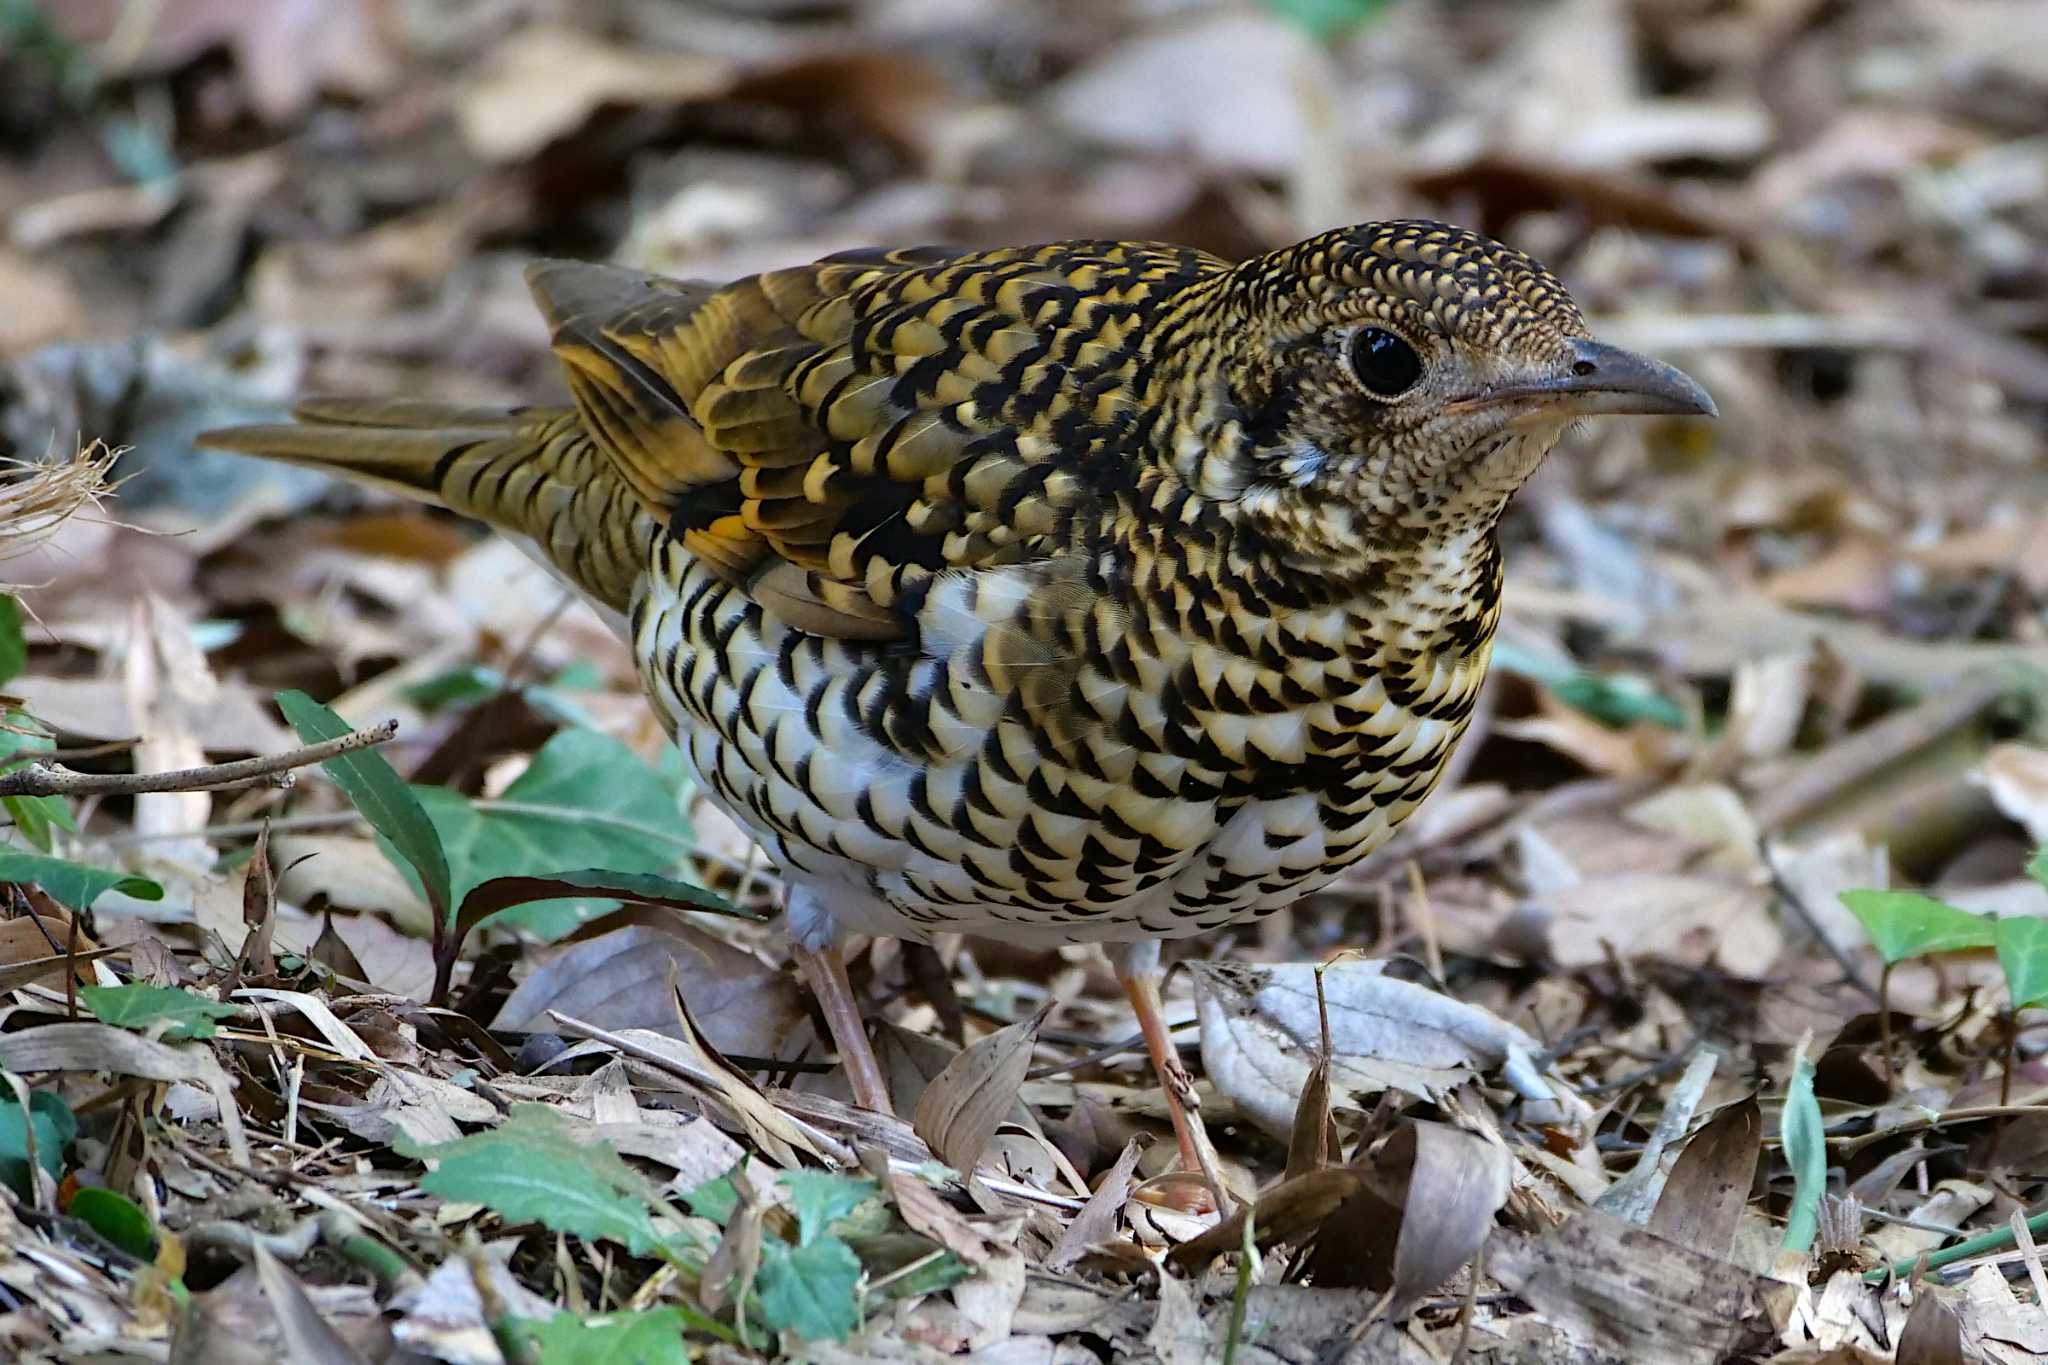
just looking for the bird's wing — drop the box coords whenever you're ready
[527,241,1228,640]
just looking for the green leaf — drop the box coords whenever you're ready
[278,690,451,920]
[81,983,239,1040]
[1490,639,1685,730]
[1839,890,1995,965]
[520,1307,692,1365]
[0,1089,76,1201]
[397,728,694,940]
[780,1171,876,1247]
[0,712,70,851]
[1262,0,1386,41]
[755,1236,861,1342]
[1996,916,2048,1012]
[2027,847,2048,892]
[1780,1051,1825,1254]
[69,1186,156,1259]
[404,1105,676,1257]
[0,595,24,686]
[455,868,752,944]
[0,849,161,910]
[681,1167,741,1228]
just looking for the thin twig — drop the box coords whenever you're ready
[0,719,399,798]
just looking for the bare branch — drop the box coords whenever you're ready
[0,719,400,799]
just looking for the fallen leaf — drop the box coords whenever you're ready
[1648,1096,1763,1263]
[913,1006,1048,1176]
[1190,960,1555,1137]
[1509,872,1782,980]
[454,25,731,163]
[492,922,801,1061]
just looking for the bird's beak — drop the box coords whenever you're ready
[1550,338,1718,418]
[1459,338,1718,419]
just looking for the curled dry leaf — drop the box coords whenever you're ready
[1385,1121,1514,1313]
[913,1005,1049,1176]
[248,1242,374,1365]
[1045,1139,1143,1272]
[1979,741,2048,844]
[889,1165,993,1266]
[1189,960,1554,1137]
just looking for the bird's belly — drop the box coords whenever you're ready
[630,560,1456,945]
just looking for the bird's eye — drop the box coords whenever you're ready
[1347,327,1423,399]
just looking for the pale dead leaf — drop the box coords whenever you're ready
[1190,960,1556,1137]
[0,1021,248,1163]
[913,1006,1048,1175]
[1511,872,1782,979]
[890,1165,993,1266]
[1388,1121,1513,1313]
[1979,741,2048,844]
[455,25,731,163]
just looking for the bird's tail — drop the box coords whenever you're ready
[199,398,656,614]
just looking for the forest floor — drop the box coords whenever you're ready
[2,1,2048,1361]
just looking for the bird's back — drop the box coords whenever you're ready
[206,233,1505,944]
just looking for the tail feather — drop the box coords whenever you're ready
[198,399,656,615]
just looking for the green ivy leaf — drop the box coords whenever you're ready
[519,1307,691,1365]
[69,1186,156,1259]
[1838,890,1994,965]
[397,728,696,941]
[755,1236,861,1342]
[0,1089,76,1201]
[81,983,239,1040]
[278,690,452,921]
[1780,1050,1825,1254]
[1995,916,2048,1012]
[0,595,25,685]
[780,1171,876,1247]
[404,1105,678,1257]
[0,849,161,910]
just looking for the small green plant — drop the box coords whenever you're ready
[407,1107,965,1347]
[1840,849,2048,1102]
[276,691,755,1002]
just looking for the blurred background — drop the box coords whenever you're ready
[2,0,2047,987]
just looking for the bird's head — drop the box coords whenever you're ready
[1169,220,1713,571]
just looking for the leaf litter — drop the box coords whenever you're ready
[3,0,2048,1361]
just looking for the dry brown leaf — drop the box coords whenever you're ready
[913,1005,1048,1176]
[1895,1290,1966,1365]
[1648,1096,1763,1262]
[1045,1139,1143,1272]
[0,912,101,990]
[889,1166,993,1267]
[1489,1212,1791,1365]
[494,922,802,1060]
[248,1242,374,1365]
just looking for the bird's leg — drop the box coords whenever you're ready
[787,893,893,1113]
[1115,940,1230,1214]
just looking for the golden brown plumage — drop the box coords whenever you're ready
[204,221,1713,1194]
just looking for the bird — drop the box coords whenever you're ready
[204,220,1713,1207]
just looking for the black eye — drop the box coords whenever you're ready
[1348,327,1423,399]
